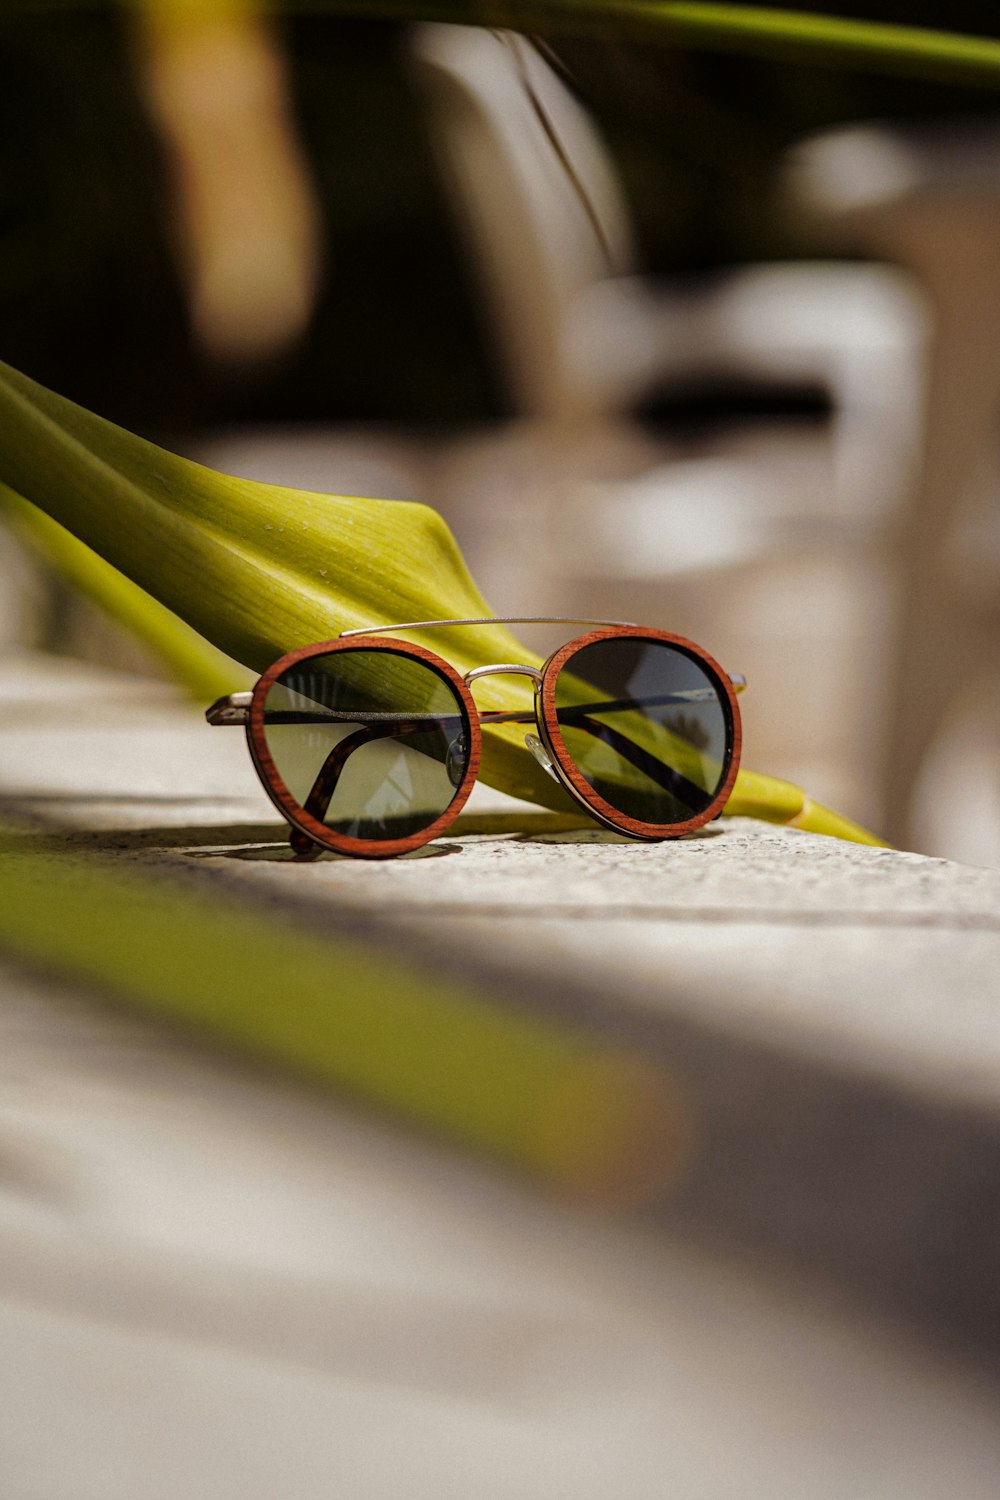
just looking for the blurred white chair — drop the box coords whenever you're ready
[410,24,926,523]
[782,119,1000,857]
[409,25,928,829]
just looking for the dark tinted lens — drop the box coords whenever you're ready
[260,647,469,842]
[553,637,730,826]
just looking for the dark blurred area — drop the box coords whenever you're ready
[0,12,498,434]
[2,6,998,439]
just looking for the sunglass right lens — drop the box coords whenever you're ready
[552,636,733,829]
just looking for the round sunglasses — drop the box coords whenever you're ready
[206,619,744,859]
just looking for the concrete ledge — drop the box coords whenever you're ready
[2,650,1000,1354]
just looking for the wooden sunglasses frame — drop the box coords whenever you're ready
[538,628,741,841]
[246,637,482,859]
[219,625,741,859]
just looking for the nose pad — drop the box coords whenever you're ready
[525,733,560,784]
[446,731,468,788]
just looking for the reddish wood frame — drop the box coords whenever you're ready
[246,626,740,858]
[247,637,482,859]
[538,626,742,841]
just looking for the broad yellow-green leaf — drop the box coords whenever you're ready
[0,484,246,702]
[0,359,885,843]
[0,357,567,806]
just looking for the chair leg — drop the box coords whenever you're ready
[880,231,1000,850]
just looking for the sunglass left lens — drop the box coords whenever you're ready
[259,647,470,845]
[550,635,733,829]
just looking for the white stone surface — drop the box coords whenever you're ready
[3,962,1000,1500]
[4,650,1000,1497]
[4,651,997,1106]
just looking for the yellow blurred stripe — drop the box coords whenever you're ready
[0,825,686,1202]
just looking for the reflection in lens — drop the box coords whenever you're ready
[260,647,469,842]
[553,637,730,826]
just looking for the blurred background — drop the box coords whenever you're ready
[6,10,1000,1495]
[2,1,1000,861]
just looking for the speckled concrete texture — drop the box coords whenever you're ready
[4,651,1000,1496]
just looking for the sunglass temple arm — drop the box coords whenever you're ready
[205,692,252,726]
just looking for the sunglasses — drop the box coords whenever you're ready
[206,618,745,859]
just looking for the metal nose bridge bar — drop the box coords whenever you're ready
[464,662,543,687]
[462,663,557,781]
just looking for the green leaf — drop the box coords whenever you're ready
[0,358,888,842]
[0,357,568,805]
[273,2,1000,85]
[0,484,246,702]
